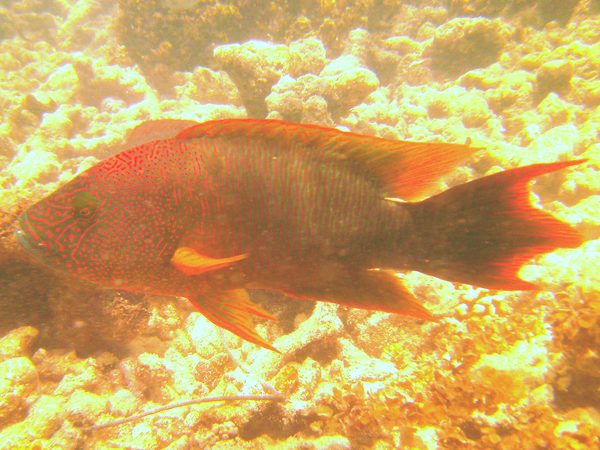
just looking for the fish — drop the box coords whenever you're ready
[16,119,584,351]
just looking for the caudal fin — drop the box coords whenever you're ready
[406,160,584,290]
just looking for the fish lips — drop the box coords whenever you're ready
[15,212,48,258]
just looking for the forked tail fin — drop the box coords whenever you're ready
[406,160,585,290]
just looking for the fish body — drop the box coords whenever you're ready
[17,119,584,350]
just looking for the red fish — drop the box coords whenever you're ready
[17,119,584,350]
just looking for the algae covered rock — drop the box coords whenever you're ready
[425,86,493,128]
[469,336,552,405]
[0,326,38,362]
[266,74,331,124]
[428,18,511,77]
[117,0,250,71]
[65,389,108,425]
[0,357,38,425]
[535,59,575,101]
[175,67,242,106]
[320,54,379,115]
[525,124,580,164]
[214,40,289,117]
[8,148,61,185]
[288,37,327,77]
[108,388,140,417]
[116,0,404,76]
[448,0,580,25]
[0,395,66,449]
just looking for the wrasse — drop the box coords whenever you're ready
[17,119,584,351]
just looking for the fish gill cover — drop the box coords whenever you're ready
[0,0,598,448]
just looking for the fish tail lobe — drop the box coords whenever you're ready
[405,160,585,290]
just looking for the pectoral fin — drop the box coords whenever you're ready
[189,289,279,352]
[171,247,248,276]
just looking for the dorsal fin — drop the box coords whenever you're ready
[177,119,475,200]
[125,119,199,149]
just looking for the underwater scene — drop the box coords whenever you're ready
[0,0,599,448]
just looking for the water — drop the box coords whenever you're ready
[0,1,598,448]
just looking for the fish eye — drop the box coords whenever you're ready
[78,207,92,217]
[72,191,99,219]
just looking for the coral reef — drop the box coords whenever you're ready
[427,17,512,78]
[115,0,409,79]
[0,0,598,448]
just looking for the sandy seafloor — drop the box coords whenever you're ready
[0,0,599,448]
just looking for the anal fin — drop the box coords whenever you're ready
[283,269,433,320]
[188,289,279,352]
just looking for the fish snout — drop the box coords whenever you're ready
[16,211,49,255]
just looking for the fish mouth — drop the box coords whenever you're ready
[16,227,35,253]
[16,212,46,256]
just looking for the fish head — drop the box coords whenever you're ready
[16,163,176,288]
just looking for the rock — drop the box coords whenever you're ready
[461,92,493,128]
[566,195,600,230]
[554,420,580,437]
[27,395,67,438]
[526,124,580,164]
[288,37,327,77]
[164,436,191,450]
[176,67,242,105]
[536,92,579,127]
[131,422,160,449]
[572,76,600,108]
[0,357,38,424]
[535,59,574,101]
[447,0,513,17]
[484,70,534,113]
[302,95,331,125]
[136,352,170,386]
[295,358,322,401]
[185,312,224,360]
[538,0,579,25]
[470,336,551,404]
[53,362,100,396]
[265,74,331,124]
[162,347,204,397]
[43,63,78,103]
[194,353,229,390]
[66,389,108,424]
[214,40,289,117]
[272,363,300,396]
[0,327,39,362]
[109,388,141,417]
[0,395,66,448]
[320,55,379,113]
[0,135,17,158]
[428,18,510,77]
[425,86,492,128]
[296,435,351,449]
[9,148,61,185]
[276,302,344,356]
[337,338,397,383]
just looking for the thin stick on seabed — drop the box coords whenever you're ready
[86,328,285,432]
[84,393,284,432]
